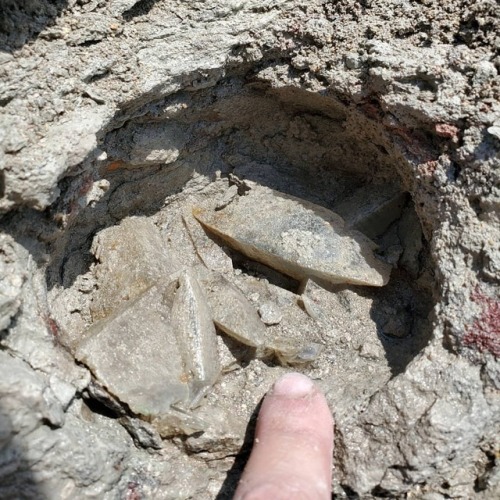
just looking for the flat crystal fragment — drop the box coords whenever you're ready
[90,217,179,321]
[152,407,208,438]
[333,184,406,239]
[298,294,323,321]
[196,267,266,349]
[182,210,233,274]
[193,185,391,287]
[76,285,189,418]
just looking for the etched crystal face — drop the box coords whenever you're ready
[193,183,392,287]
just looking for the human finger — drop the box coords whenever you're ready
[234,372,334,500]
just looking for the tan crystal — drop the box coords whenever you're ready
[193,185,391,287]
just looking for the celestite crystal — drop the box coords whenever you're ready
[193,185,391,287]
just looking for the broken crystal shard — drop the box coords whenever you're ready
[195,266,319,365]
[90,217,179,321]
[271,341,324,366]
[196,267,266,349]
[76,285,189,418]
[171,269,220,404]
[182,210,233,274]
[193,185,391,287]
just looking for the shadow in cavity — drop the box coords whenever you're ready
[122,0,158,21]
[314,269,433,377]
[0,401,47,499]
[230,249,301,294]
[217,326,257,369]
[215,397,263,499]
[368,269,433,376]
[0,0,68,51]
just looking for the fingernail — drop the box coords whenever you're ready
[271,372,315,398]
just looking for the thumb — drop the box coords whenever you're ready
[234,372,334,500]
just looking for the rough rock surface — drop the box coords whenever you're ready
[0,0,499,499]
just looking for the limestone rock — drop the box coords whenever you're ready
[0,235,27,331]
[0,0,498,497]
[0,351,65,434]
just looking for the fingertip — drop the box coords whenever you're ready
[259,372,334,438]
[270,372,315,398]
[235,373,334,500]
[235,478,330,500]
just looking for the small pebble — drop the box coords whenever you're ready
[359,342,382,360]
[487,125,500,140]
[345,53,361,69]
[258,301,282,325]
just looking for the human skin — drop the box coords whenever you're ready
[234,372,334,500]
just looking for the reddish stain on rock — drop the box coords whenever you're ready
[463,287,500,357]
[41,313,60,340]
[435,123,460,142]
[417,160,439,178]
[106,160,126,172]
[126,481,141,500]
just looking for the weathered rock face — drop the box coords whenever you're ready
[1,0,499,498]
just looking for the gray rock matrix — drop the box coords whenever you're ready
[1,0,499,498]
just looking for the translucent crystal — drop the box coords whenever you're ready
[193,185,391,287]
